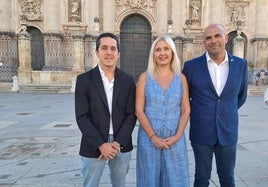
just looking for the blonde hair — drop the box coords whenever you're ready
[147,35,181,79]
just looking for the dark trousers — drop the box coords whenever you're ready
[191,142,236,187]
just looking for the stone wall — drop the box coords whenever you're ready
[0,0,267,88]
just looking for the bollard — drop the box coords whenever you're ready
[12,75,19,92]
[71,76,77,93]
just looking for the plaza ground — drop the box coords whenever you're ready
[0,93,267,187]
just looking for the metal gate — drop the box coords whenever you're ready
[0,32,18,82]
[27,26,44,70]
[120,15,151,82]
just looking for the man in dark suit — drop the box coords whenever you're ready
[75,32,137,187]
[182,24,248,187]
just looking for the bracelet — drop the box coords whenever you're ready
[149,133,156,139]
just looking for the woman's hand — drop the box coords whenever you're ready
[163,135,180,147]
[151,135,170,149]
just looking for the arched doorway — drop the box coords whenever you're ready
[120,14,152,82]
[226,31,247,58]
[27,26,44,70]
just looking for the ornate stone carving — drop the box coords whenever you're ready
[69,0,81,22]
[115,0,157,18]
[225,1,249,27]
[18,0,42,21]
[189,0,201,26]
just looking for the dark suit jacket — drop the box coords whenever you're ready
[182,53,248,146]
[75,66,137,158]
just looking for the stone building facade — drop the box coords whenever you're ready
[0,0,267,91]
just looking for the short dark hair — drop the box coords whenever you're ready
[96,32,120,52]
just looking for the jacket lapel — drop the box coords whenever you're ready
[92,66,109,109]
[112,67,121,110]
[200,54,218,96]
[220,54,234,96]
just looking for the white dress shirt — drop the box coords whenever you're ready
[98,65,114,135]
[206,52,229,96]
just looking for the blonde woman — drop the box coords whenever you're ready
[136,35,190,187]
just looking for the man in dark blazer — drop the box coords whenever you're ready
[182,24,248,187]
[75,32,136,187]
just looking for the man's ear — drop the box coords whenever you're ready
[225,35,229,44]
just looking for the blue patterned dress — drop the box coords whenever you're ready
[137,73,190,187]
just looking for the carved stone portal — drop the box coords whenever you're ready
[18,0,42,21]
[68,0,81,22]
[189,0,201,27]
[115,0,157,18]
[225,1,249,27]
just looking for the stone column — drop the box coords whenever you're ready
[0,0,11,30]
[102,0,114,32]
[207,0,223,23]
[157,0,168,34]
[91,39,98,68]
[182,37,194,64]
[46,0,60,31]
[233,33,245,59]
[254,0,268,37]
[88,1,99,32]
[172,0,185,34]
[252,0,268,70]
[18,29,32,84]
[72,34,85,73]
